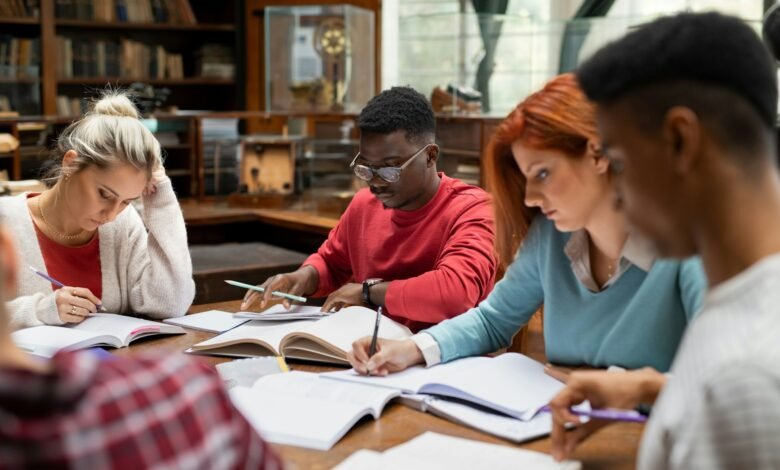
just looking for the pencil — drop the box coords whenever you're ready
[224,279,308,303]
[28,266,106,312]
[368,306,382,357]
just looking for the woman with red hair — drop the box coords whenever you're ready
[347,74,706,375]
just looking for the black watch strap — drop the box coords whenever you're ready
[362,279,382,307]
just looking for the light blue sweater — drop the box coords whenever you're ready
[424,216,706,372]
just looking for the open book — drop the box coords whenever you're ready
[12,314,186,358]
[322,353,565,421]
[334,432,581,470]
[229,371,401,450]
[189,306,412,365]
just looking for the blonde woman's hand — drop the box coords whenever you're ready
[55,286,101,324]
[143,165,168,196]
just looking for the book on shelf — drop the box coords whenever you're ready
[0,35,40,78]
[188,305,412,365]
[55,0,196,24]
[0,0,39,17]
[56,36,181,79]
[12,313,186,358]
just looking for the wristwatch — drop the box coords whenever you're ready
[362,278,383,307]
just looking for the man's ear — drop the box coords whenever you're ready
[587,138,609,175]
[0,227,18,296]
[662,107,701,174]
[426,144,440,168]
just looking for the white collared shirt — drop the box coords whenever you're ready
[564,229,656,292]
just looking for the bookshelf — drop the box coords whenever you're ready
[0,0,243,117]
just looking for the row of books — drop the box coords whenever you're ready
[56,37,183,79]
[56,95,84,117]
[0,0,39,18]
[55,0,196,24]
[0,36,40,78]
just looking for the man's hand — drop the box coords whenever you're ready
[321,283,363,312]
[241,266,318,310]
[549,368,666,461]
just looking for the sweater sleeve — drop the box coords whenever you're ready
[124,178,195,318]
[303,202,355,297]
[423,217,546,363]
[384,198,497,324]
[6,291,62,329]
[678,256,707,321]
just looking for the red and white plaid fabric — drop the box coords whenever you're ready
[0,350,282,469]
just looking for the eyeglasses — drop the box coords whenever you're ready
[350,144,433,183]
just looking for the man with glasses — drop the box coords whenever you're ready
[242,87,497,332]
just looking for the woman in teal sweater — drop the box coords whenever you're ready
[348,73,706,374]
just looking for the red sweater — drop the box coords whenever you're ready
[305,174,497,332]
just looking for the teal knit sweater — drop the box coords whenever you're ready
[424,216,706,372]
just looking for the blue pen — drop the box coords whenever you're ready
[29,266,106,312]
[538,404,648,423]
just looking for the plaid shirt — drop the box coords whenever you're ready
[0,350,282,470]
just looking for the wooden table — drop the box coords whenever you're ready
[119,301,642,469]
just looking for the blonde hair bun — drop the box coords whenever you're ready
[91,91,140,119]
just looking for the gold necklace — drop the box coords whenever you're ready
[37,194,86,241]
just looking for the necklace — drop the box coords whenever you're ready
[37,194,86,241]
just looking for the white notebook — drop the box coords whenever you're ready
[190,306,412,365]
[229,371,401,450]
[163,310,249,333]
[322,353,565,420]
[12,314,186,358]
[233,304,333,321]
[399,394,553,443]
[333,432,581,470]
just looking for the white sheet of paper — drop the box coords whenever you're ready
[163,310,249,333]
[334,431,581,470]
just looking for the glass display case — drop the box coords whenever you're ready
[264,4,375,113]
[297,137,362,215]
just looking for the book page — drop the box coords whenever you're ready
[192,318,316,355]
[322,353,564,420]
[75,314,183,345]
[419,353,565,420]
[12,325,119,358]
[229,371,399,450]
[282,306,412,358]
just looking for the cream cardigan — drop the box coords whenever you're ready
[2,178,195,329]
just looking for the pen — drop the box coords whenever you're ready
[538,404,648,423]
[29,266,106,312]
[368,306,382,357]
[225,279,308,304]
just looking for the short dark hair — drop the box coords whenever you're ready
[577,12,777,159]
[357,86,436,143]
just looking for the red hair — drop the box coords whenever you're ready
[484,73,600,267]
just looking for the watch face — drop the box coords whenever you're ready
[366,278,382,285]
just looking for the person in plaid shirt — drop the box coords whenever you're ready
[0,226,281,469]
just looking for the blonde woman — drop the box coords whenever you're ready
[1,91,195,329]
